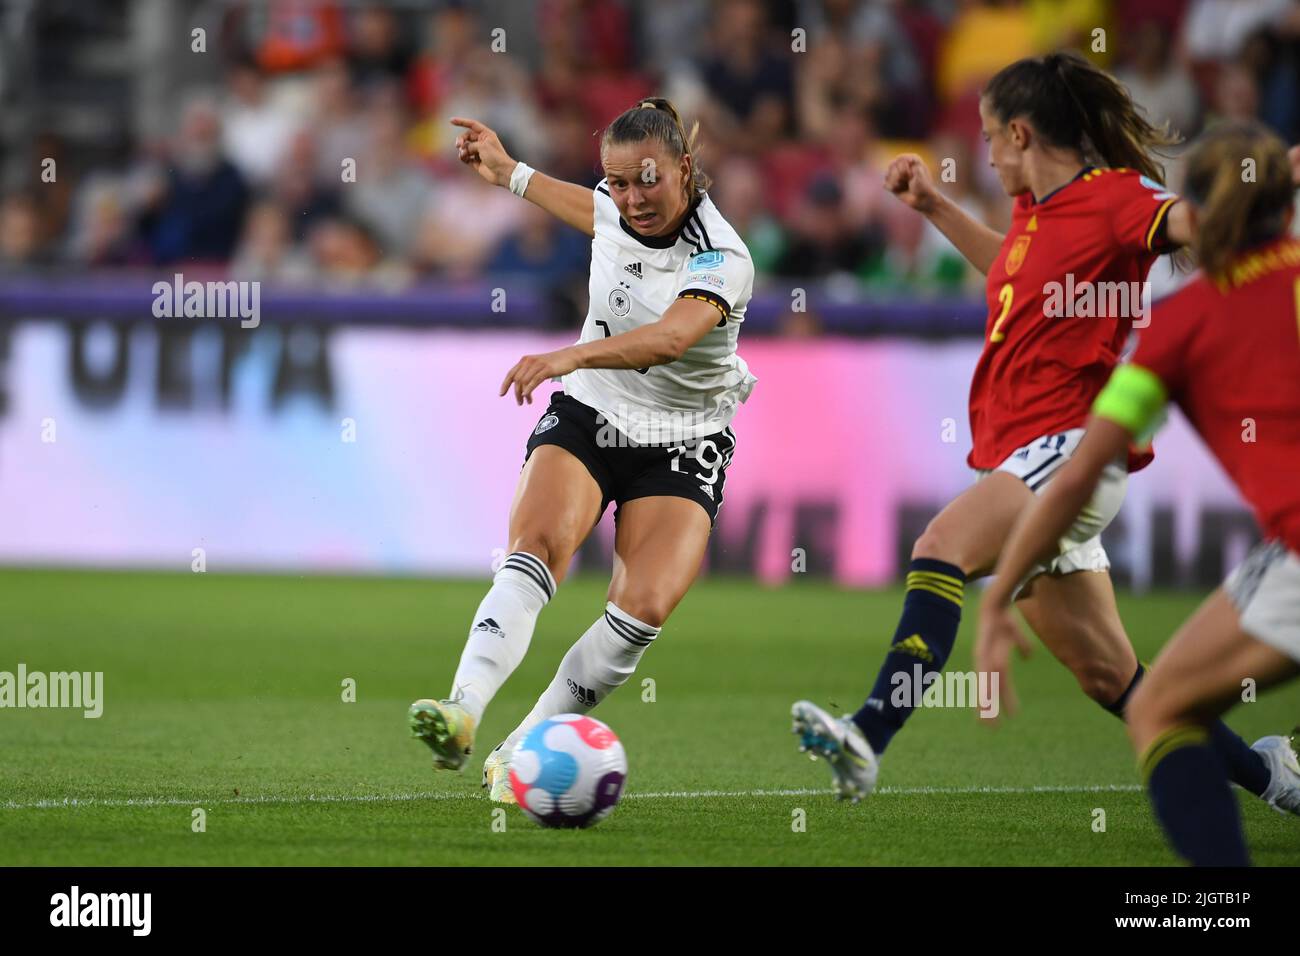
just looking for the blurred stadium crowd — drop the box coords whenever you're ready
[3,0,1300,310]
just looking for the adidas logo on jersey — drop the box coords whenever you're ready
[623,261,643,278]
[566,678,597,706]
[699,483,714,499]
[473,617,505,638]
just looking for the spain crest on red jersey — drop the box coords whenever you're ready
[1006,234,1032,275]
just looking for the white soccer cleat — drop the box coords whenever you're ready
[1253,732,1300,816]
[791,700,879,802]
[481,745,517,804]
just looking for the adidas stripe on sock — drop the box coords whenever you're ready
[450,552,556,722]
[499,602,660,755]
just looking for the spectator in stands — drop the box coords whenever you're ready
[231,200,314,283]
[66,179,141,268]
[25,133,76,252]
[636,0,712,76]
[268,129,342,241]
[1209,60,1262,125]
[0,193,53,270]
[409,172,525,280]
[1115,19,1201,137]
[140,95,250,265]
[238,0,348,74]
[798,0,932,138]
[1182,0,1296,62]
[1240,18,1300,143]
[865,134,984,293]
[486,200,590,286]
[348,3,414,94]
[537,0,636,74]
[10,0,1297,304]
[309,59,370,184]
[306,214,408,287]
[341,94,430,257]
[773,173,884,282]
[538,105,604,187]
[709,156,784,274]
[696,0,796,154]
[532,4,651,134]
[222,62,300,187]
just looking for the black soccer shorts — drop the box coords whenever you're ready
[523,391,736,526]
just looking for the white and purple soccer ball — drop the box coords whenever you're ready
[510,714,627,828]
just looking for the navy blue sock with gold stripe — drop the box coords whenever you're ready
[1105,664,1271,797]
[1142,725,1251,866]
[852,558,965,754]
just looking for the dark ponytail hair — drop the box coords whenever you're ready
[600,97,711,202]
[1183,122,1294,284]
[983,51,1180,184]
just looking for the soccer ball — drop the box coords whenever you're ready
[510,714,627,828]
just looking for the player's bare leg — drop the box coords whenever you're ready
[1014,570,1136,707]
[504,444,605,583]
[605,495,712,627]
[910,471,1034,576]
[484,495,710,801]
[1017,568,1284,807]
[1126,589,1300,863]
[411,445,602,772]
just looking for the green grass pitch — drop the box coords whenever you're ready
[1,568,1296,866]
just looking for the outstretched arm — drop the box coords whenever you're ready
[452,116,596,238]
[884,153,1004,275]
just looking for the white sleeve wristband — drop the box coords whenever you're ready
[508,161,535,198]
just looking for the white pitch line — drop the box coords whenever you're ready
[631,784,1144,799]
[0,783,1141,812]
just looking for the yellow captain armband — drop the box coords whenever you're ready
[1092,364,1169,449]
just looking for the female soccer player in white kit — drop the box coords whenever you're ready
[408,99,756,801]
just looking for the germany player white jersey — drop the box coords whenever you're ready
[561,183,757,444]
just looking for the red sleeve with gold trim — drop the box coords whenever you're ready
[1105,169,1179,255]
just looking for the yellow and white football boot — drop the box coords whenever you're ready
[407,698,476,771]
[481,744,517,804]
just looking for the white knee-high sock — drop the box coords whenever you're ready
[450,552,556,723]
[496,602,660,756]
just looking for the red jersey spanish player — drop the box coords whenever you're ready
[979,123,1300,864]
[969,164,1175,475]
[792,52,1270,812]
